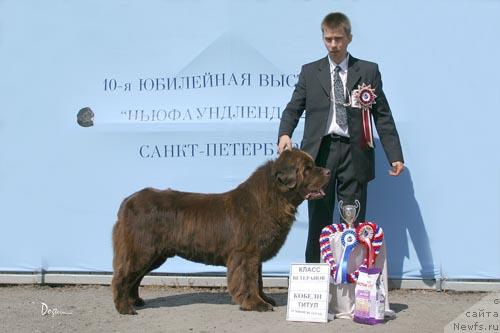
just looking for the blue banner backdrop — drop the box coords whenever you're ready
[1,0,499,280]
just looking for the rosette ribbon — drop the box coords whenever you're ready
[354,83,377,149]
[321,222,381,283]
[334,229,359,284]
[356,222,384,268]
[319,224,338,277]
[357,224,375,268]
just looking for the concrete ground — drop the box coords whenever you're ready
[0,285,490,333]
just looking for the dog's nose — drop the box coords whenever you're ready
[324,169,331,177]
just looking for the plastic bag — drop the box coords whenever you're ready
[353,267,385,325]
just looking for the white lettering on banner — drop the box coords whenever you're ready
[286,263,330,323]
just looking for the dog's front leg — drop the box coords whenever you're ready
[227,253,273,312]
[258,263,277,306]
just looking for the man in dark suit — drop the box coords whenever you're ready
[278,12,404,263]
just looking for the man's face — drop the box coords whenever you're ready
[322,26,352,63]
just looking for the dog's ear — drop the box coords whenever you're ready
[274,154,297,192]
[275,167,297,192]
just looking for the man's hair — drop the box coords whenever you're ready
[321,12,351,35]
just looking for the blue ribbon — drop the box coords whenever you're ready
[335,229,358,284]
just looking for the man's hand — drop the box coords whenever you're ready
[389,161,405,176]
[278,135,292,154]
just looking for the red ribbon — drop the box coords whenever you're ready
[362,107,374,149]
[356,222,383,268]
[362,237,375,268]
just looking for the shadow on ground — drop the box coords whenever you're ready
[389,302,409,313]
[141,291,288,310]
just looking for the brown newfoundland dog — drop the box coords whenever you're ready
[112,149,330,315]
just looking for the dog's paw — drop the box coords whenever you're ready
[115,303,138,315]
[261,294,276,307]
[240,300,274,312]
[255,302,274,312]
[134,298,145,307]
[117,307,138,315]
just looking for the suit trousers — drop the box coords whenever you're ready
[306,134,367,263]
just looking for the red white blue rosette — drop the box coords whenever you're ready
[320,223,360,284]
[353,83,377,149]
[335,229,359,284]
[320,221,384,283]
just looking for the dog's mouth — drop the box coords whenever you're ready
[304,188,326,200]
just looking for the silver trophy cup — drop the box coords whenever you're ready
[339,200,360,226]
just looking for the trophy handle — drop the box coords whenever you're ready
[338,200,345,222]
[354,199,360,221]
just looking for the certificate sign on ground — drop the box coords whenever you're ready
[286,263,330,323]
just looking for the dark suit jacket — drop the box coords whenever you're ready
[278,55,404,184]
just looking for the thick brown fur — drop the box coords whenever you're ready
[111,149,330,315]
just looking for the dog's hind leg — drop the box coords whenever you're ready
[258,263,276,306]
[112,269,138,315]
[114,262,152,314]
[113,247,162,314]
[129,253,170,307]
[112,222,139,315]
[128,270,147,308]
[227,253,273,312]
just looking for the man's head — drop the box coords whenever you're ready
[321,12,352,64]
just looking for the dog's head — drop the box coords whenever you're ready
[272,149,330,202]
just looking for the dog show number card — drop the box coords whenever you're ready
[286,263,330,323]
